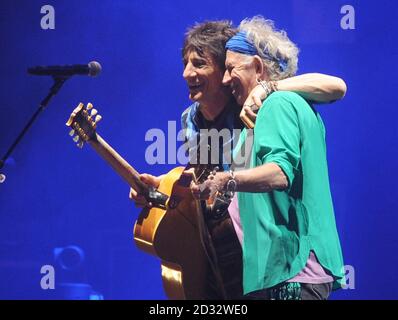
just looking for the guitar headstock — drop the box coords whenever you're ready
[66,102,102,148]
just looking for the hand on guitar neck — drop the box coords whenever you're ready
[129,174,164,208]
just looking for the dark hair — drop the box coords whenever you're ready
[182,20,237,71]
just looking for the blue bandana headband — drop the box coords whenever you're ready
[225,31,288,72]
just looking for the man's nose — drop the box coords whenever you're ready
[222,70,232,85]
[183,63,196,79]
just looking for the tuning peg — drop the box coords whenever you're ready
[77,140,84,148]
[94,114,102,123]
[211,166,220,175]
[73,135,79,143]
[90,109,98,117]
[69,129,75,137]
[87,103,93,110]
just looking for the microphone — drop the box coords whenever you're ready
[27,61,102,77]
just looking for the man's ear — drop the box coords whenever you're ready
[253,55,268,79]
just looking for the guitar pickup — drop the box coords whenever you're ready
[147,187,168,209]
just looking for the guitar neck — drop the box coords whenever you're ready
[88,133,149,195]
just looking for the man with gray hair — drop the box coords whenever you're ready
[191,16,345,300]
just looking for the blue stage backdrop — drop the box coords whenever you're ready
[0,0,397,299]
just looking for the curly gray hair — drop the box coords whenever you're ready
[239,16,299,80]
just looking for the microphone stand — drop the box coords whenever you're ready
[0,76,69,183]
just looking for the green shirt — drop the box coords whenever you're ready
[235,91,345,294]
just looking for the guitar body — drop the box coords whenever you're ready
[133,166,210,299]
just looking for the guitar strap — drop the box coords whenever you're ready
[198,202,229,299]
[189,164,228,299]
[193,129,254,299]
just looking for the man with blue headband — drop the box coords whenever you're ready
[131,18,346,300]
[191,16,345,300]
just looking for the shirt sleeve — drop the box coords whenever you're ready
[254,92,301,188]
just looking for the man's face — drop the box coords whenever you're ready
[223,50,258,106]
[183,50,226,105]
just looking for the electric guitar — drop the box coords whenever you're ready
[66,102,224,299]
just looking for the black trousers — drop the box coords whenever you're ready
[203,213,244,300]
[245,282,333,300]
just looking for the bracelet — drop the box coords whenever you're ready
[256,78,271,96]
[256,79,278,97]
[225,170,237,197]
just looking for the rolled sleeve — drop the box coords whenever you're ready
[254,93,301,188]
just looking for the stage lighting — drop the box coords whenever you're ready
[52,245,103,300]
